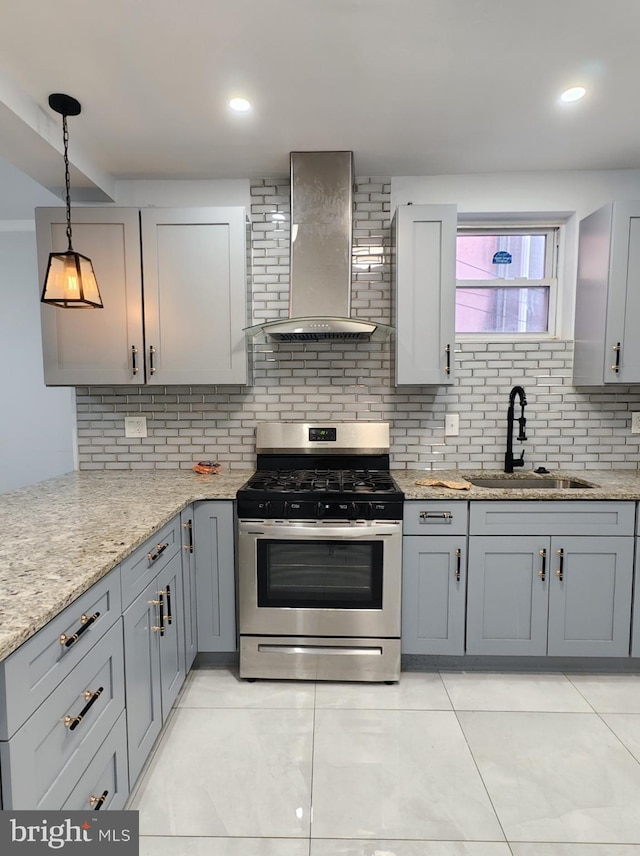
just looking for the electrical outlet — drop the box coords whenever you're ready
[445,413,460,436]
[124,416,147,438]
[632,412,640,435]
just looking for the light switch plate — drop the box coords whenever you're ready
[445,413,460,436]
[125,416,147,438]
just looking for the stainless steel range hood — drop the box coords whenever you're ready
[245,151,392,342]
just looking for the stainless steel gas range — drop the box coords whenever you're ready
[236,421,403,682]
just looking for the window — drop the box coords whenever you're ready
[455,226,559,336]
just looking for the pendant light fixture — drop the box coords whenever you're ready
[40,93,103,309]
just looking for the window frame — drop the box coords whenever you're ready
[455,223,560,340]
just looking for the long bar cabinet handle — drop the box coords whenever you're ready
[611,342,621,373]
[64,687,104,731]
[538,548,547,581]
[147,542,168,563]
[556,548,565,581]
[89,790,109,810]
[131,344,139,376]
[59,612,100,648]
[445,344,451,375]
[454,548,462,582]
[152,590,165,636]
[183,519,194,553]
[160,585,173,625]
[149,344,156,375]
[419,511,453,521]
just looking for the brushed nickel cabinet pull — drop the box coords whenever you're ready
[182,519,194,553]
[64,686,104,730]
[59,612,100,647]
[454,548,462,582]
[147,542,168,562]
[89,790,109,810]
[538,548,547,580]
[556,548,565,581]
[419,511,453,522]
[611,342,621,373]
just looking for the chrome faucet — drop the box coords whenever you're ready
[505,385,527,473]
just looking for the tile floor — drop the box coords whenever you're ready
[129,668,640,855]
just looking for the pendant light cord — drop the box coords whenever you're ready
[62,113,73,252]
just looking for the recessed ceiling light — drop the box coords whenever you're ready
[229,97,252,113]
[560,86,586,103]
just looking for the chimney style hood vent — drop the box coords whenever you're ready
[245,151,393,343]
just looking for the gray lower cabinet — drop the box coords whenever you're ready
[62,711,129,811]
[0,620,125,809]
[180,506,198,671]
[123,550,185,787]
[402,502,468,655]
[467,534,634,657]
[194,501,237,653]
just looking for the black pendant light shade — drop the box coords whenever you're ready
[41,93,103,309]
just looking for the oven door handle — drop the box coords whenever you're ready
[239,523,400,539]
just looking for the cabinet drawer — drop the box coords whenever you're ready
[0,621,125,810]
[120,515,182,608]
[0,567,122,740]
[469,501,635,536]
[62,711,129,811]
[403,502,468,536]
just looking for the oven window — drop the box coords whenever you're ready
[256,540,383,609]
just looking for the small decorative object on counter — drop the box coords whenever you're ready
[192,461,221,475]
[414,477,472,490]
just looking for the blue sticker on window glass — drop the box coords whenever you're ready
[492,250,512,264]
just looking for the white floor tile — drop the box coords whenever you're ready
[130,707,313,837]
[310,841,511,855]
[458,710,640,843]
[567,674,640,713]
[177,666,316,709]
[510,845,640,855]
[440,672,592,712]
[315,672,452,710]
[140,837,310,855]
[310,709,504,841]
[601,713,640,763]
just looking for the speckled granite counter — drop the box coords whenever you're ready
[0,469,252,662]
[394,469,640,500]
[3,467,640,664]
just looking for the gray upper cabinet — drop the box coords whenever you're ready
[35,206,249,386]
[36,207,143,386]
[391,204,457,385]
[574,201,640,385]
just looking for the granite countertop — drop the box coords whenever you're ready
[2,466,640,664]
[394,468,640,500]
[0,469,252,662]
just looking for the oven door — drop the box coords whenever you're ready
[238,520,402,638]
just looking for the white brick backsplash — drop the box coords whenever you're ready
[73,177,640,472]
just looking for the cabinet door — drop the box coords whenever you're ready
[194,501,237,653]
[156,552,186,715]
[140,207,248,385]
[392,204,457,385]
[180,507,198,671]
[547,536,634,657]
[402,536,466,655]
[35,207,143,385]
[466,536,549,656]
[122,578,162,787]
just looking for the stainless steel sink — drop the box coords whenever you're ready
[468,477,594,489]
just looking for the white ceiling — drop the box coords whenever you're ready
[0,0,639,200]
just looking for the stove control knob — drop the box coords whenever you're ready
[348,502,359,521]
[365,502,375,520]
[282,501,289,518]
[259,500,271,517]
[316,501,326,518]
